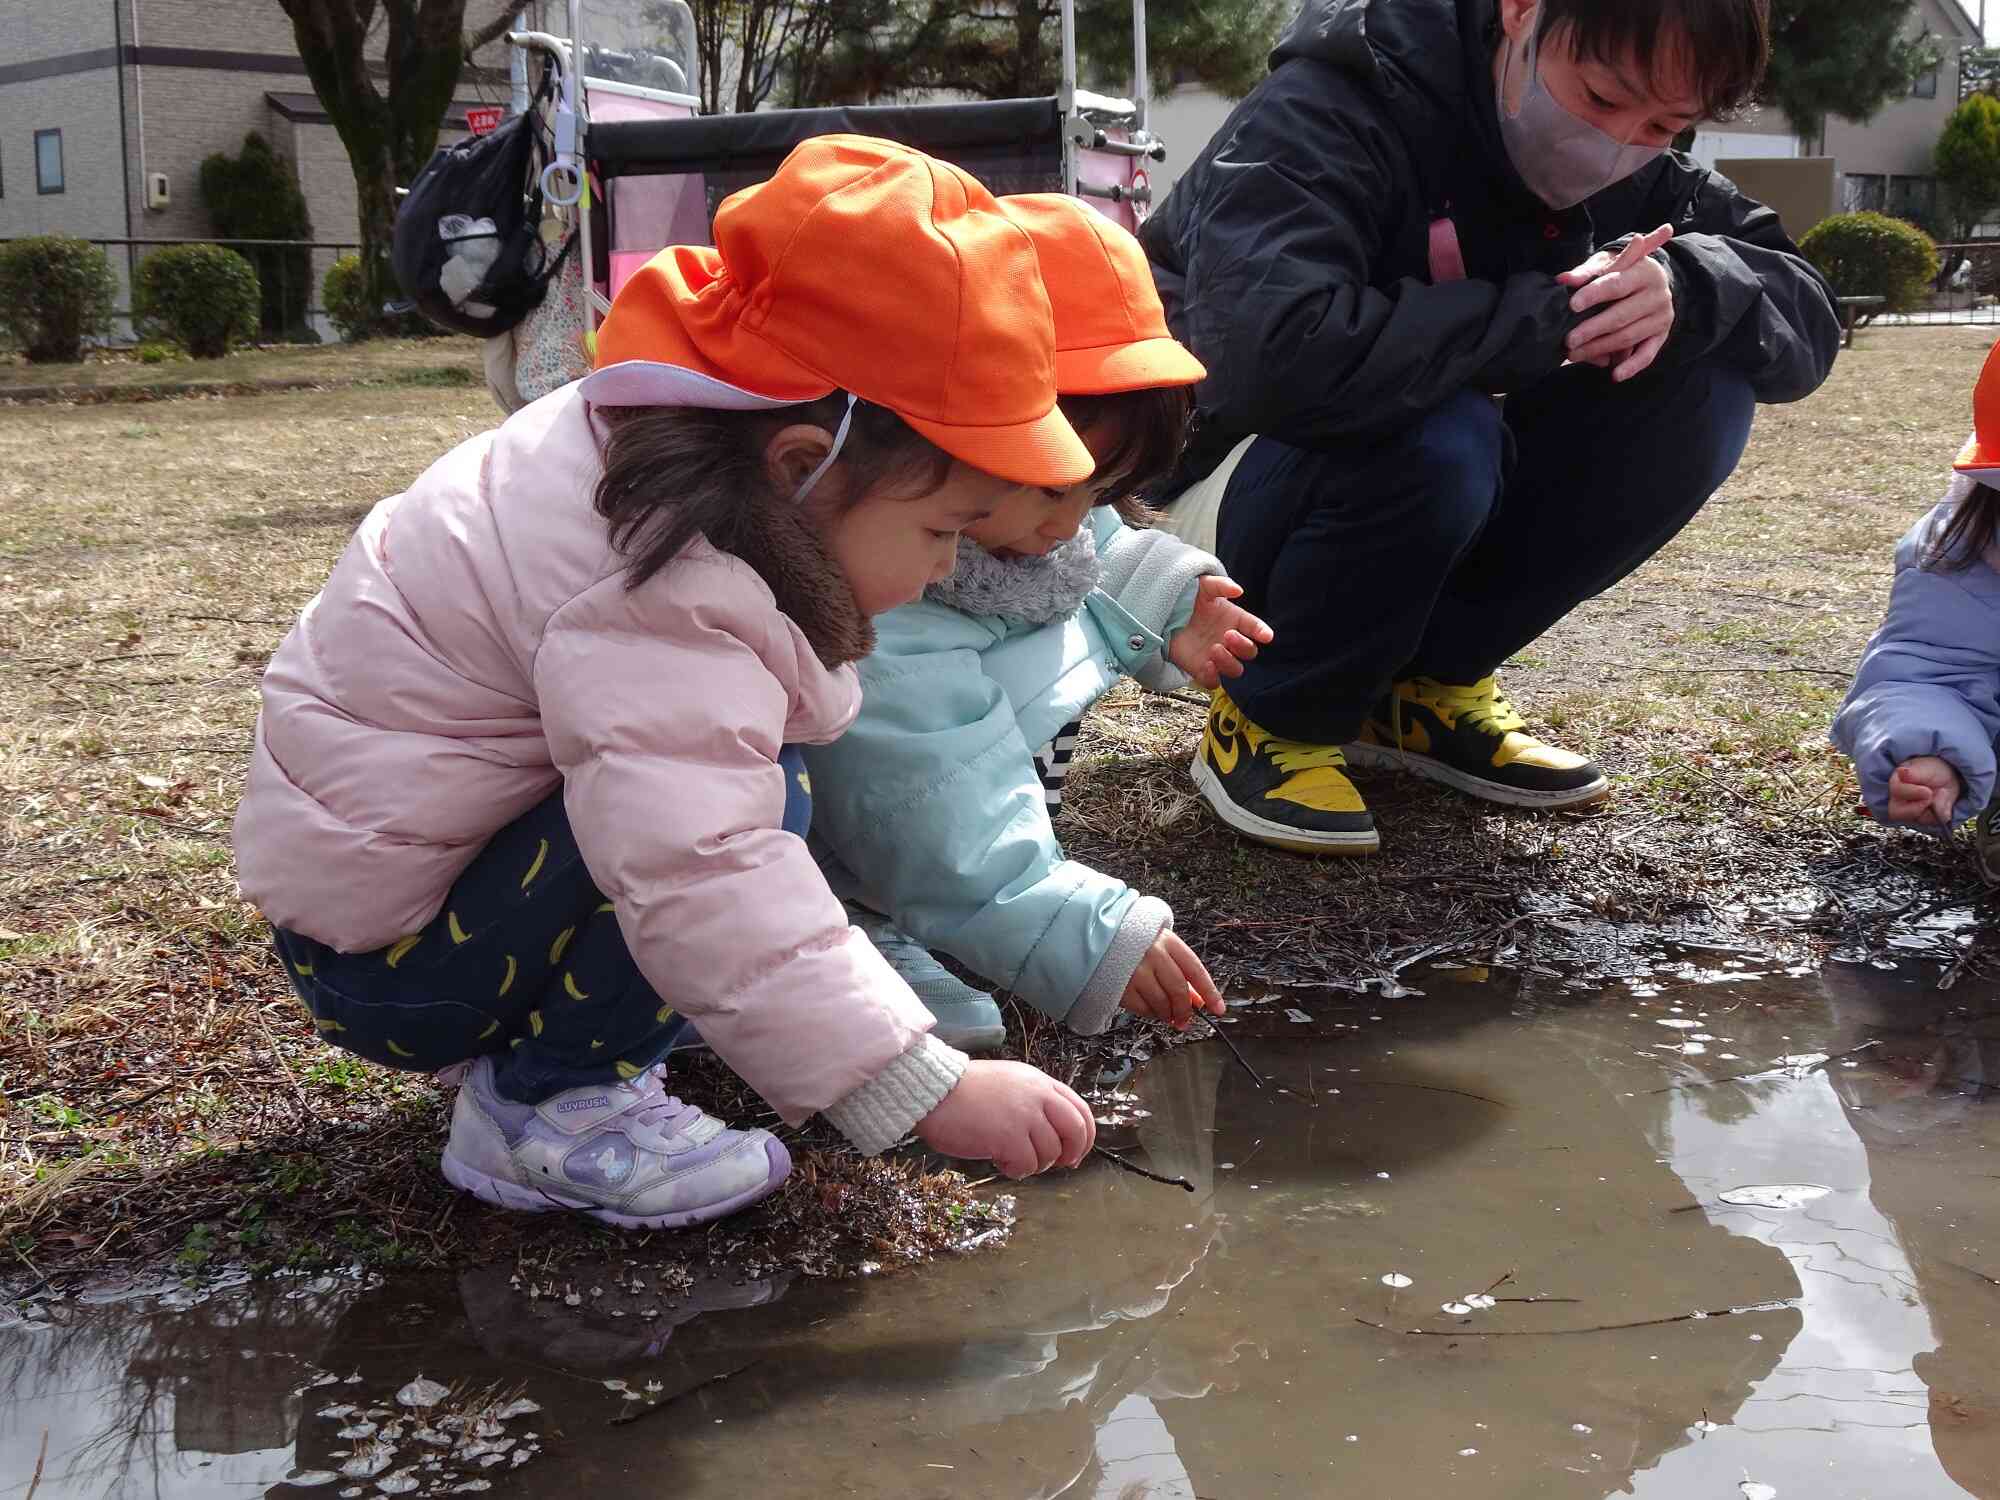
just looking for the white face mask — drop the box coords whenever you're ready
[1496,24,1667,210]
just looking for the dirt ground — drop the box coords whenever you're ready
[1,325,1992,1294]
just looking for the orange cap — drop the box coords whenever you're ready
[1957,337,2000,480]
[998,193,1206,395]
[583,135,1093,488]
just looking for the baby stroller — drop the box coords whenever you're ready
[490,0,1165,386]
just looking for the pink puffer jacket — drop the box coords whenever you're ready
[235,383,960,1144]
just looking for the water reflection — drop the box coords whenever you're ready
[5,962,1999,1499]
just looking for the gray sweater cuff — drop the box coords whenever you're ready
[1065,895,1173,1036]
[820,1032,970,1155]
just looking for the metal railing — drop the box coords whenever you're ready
[0,235,363,335]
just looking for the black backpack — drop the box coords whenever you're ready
[392,96,567,338]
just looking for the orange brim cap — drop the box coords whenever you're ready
[1053,336,1207,396]
[584,245,834,407]
[1954,430,2000,480]
[901,403,1096,489]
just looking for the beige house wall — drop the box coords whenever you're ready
[1,0,528,338]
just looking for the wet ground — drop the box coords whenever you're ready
[7,950,2000,1500]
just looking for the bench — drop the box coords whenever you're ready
[1837,294,1886,349]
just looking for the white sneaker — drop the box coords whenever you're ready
[440,1058,790,1229]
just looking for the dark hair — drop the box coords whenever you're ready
[1058,385,1194,527]
[1539,0,1770,121]
[1927,481,2000,573]
[593,392,953,587]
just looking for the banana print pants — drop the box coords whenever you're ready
[273,747,813,1105]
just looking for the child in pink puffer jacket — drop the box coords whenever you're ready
[232,137,1100,1229]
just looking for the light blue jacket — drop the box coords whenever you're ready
[805,509,1220,1034]
[1832,484,2000,829]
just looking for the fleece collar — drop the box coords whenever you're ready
[925,525,1102,624]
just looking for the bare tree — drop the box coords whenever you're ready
[276,0,521,334]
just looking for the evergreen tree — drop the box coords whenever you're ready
[199,133,316,341]
[1937,91,2000,238]
[1760,0,1942,144]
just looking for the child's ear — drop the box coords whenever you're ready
[763,423,836,499]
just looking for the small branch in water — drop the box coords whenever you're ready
[1204,1014,1264,1089]
[1355,1299,1795,1338]
[609,1359,760,1426]
[1647,1039,1880,1095]
[1091,1144,1195,1192]
[1347,1079,1507,1107]
[26,1430,47,1499]
[1482,1269,1516,1295]
[1942,1258,2000,1290]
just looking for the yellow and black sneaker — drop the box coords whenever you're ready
[1191,688,1379,855]
[1347,675,1609,810]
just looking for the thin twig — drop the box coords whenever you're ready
[1091,1144,1194,1192]
[608,1359,761,1425]
[1647,1039,1881,1094]
[1204,1014,1264,1089]
[26,1429,47,1500]
[1356,1298,1796,1338]
[1348,1079,1507,1107]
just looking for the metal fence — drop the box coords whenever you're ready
[1871,241,2000,328]
[0,236,362,341]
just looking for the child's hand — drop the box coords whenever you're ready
[915,1060,1095,1179]
[1887,755,1962,827]
[1120,930,1226,1030]
[1167,577,1273,689]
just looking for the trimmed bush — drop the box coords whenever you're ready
[1798,212,1939,316]
[323,254,373,343]
[0,236,118,363]
[200,132,316,341]
[136,244,262,359]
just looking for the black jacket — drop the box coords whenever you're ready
[1141,0,1842,475]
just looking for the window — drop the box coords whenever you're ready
[34,129,62,195]
[1843,173,1886,214]
[1891,175,1939,230]
[1912,66,1939,99]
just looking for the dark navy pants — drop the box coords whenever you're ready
[1199,357,1757,743]
[275,746,813,1105]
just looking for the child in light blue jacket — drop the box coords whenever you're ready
[806,196,1271,1048]
[1833,454,2000,882]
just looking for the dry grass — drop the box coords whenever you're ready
[1,328,1993,1293]
[0,335,486,398]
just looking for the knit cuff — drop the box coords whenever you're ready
[1065,895,1173,1037]
[820,1032,970,1155]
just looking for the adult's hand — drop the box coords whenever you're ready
[1558,224,1676,383]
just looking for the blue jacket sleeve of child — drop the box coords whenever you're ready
[803,605,1170,1034]
[1092,512,1224,693]
[1830,498,2000,828]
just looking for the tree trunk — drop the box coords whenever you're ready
[276,0,469,337]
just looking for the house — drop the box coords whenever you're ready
[1691,0,1985,234]
[0,0,553,335]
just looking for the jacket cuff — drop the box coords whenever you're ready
[1065,895,1172,1036]
[820,1032,969,1155]
[1099,529,1224,641]
[1132,575,1209,693]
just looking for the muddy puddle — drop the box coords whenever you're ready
[8,953,2000,1499]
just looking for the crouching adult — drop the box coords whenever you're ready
[1141,0,1840,855]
